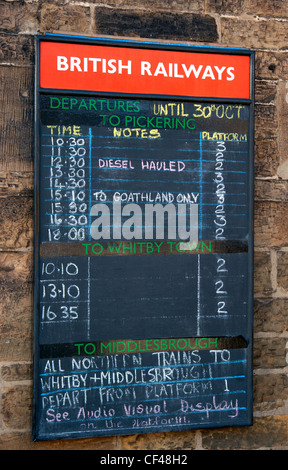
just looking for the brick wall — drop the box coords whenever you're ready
[0,0,287,450]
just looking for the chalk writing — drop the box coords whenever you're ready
[39,97,250,244]
[36,347,248,437]
[35,93,252,440]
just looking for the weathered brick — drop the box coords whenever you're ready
[0,66,34,172]
[254,251,272,295]
[40,4,91,34]
[0,34,34,65]
[254,180,288,203]
[254,139,279,177]
[206,0,245,14]
[253,337,287,369]
[0,252,33,362]
[277,80,288,168]
[255,51,288,80]
[221,17,288,49]
[119,429,197,450]
[255,104,277,141]
[100,0,205,12]
[253,374,288,412]
[254,202,288,248]
[0,2,15,31]
[2,385,32,429]
[94,7,218,42]
[0,1,39,34]
[0,196,33,250]
[201,416,288,450]
[254,299,288,334]
[247,0,288,17]
[0,431,117,450]
[0,172,33,197]
[277,251,288,291]
[255,79,277,104]
[1,363,32,382]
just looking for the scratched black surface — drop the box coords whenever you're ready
[36,347,249,440]
[34,94,253,440]
[38,253,249,344]
[39,95,250,243]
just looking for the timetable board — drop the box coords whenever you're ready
[33,34,254,441]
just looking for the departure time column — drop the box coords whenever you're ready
[42,125,91,243]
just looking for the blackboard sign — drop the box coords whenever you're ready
[33,34,254,440]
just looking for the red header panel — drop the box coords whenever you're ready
[40,41,251,99]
